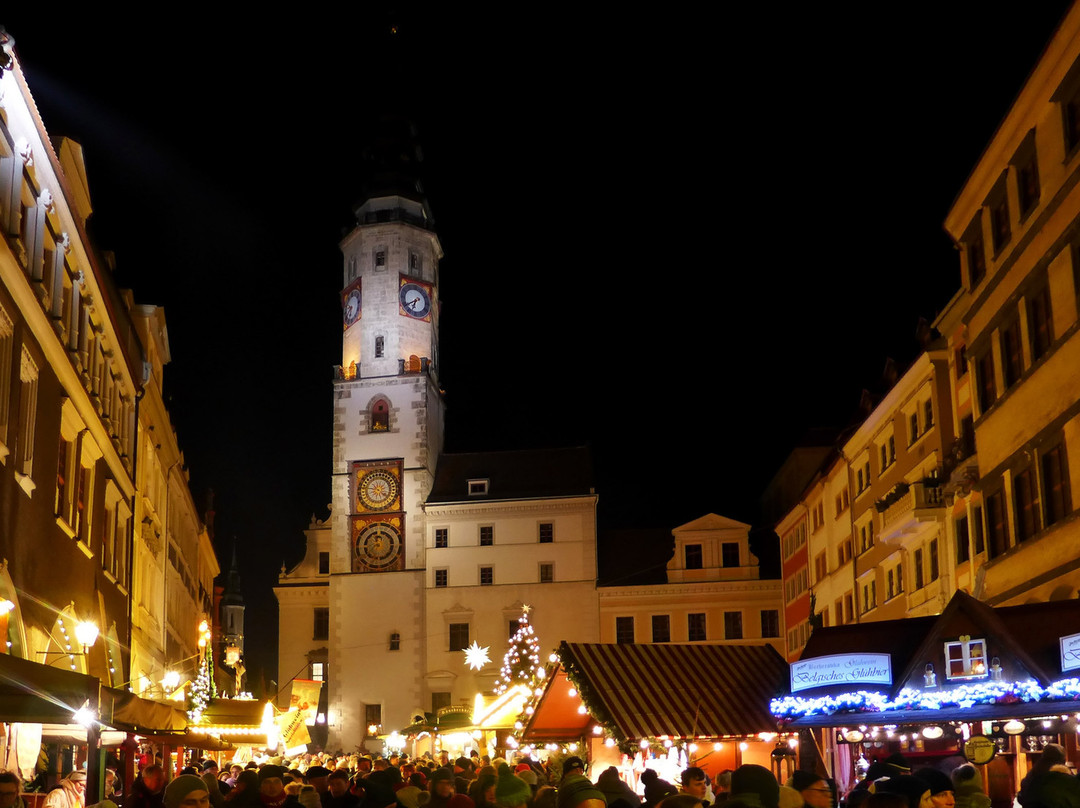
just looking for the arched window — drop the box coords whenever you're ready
[406,355,421,373]
[371,399,389,432]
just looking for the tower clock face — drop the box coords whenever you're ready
[399,281,432,319]
[343,289,361,327]
[354,521,402,570]
[358,468,399,511]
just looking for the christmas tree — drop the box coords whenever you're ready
[496,604,542,695]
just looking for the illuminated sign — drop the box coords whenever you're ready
[790,653,892,693]
[1060,632,1080,672]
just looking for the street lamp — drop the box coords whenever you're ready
[74,621,99,653]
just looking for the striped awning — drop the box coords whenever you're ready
[540,642,788,740]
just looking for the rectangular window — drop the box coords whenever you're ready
[435,528,448,548]
[615,616,634,644]
[0,305,12,449]
[909,412,919,444]
[318,552,330,574]
[1014,468,1039,542]
[16,347,38,480]
[834,599,844,626]
[1043,443,1072,526]
[946,637,987,679]
[723,611,742,640]
[1015,135,1041,219]
[448,623,469,651]
[375,249,387,267]
[989,179,1011,254]
[479,566,493,586]
[508,619,520,638]
[814,551,827,582]
[914,548,925,590]
[973,505,986,554]
[539,563,554,583]
[688,613,707,642]
[721,542,739,567]
[966,218,987,286]
[431,691,451,712]
[929,538,939,582]
[685,544,703,569]
[365,703,382,730]
[956,516,971,564]
[924,400,934,430]
[434,568,448,588]
[1002,321,1023,389]
[843,592,854,623]
[468,479,489,496]
[313,607,330,641]
[539,522,554,543]
[389,632,400,651]
[887,568,895,600]
[976,351,997,412]
[479,526,493,546]
[651,614,671,643]
[311,662,325,682]
[760,609,779,638]
[986,490,1007,558]
[1029,284,1053,362]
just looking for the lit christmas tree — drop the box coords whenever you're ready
[496,604,542,695]
[188,620,216,722]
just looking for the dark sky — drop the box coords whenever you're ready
[2,5,1073,686]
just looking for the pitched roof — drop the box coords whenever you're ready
[427,447,594,503]
[526,642,787,740]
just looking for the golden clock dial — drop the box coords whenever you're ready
[358,469,398,511]
[355,522,402,570]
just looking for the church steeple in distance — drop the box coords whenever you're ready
[221,542,245,654]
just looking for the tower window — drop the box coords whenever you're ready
[318,552,329,574]
[375,249,386,268]
[313,608,329,641]
[375,336,384,358]
[409,251,421,272]
[371,399,389,432]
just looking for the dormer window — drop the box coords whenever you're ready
[945,636,987,680]
[468,479,489,496]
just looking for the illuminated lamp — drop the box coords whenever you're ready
[843,729,865,743]
[1004,720,1026,735]
[74,621,99,651]
[592,725,603,735]
[605,738,615,747]
[568,688,577,697]
[225,644,241,666]
[922,725,944,739]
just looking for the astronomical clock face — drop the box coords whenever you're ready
[342,280,362,330]
[358,468,398,511]
[399,276,433,321]
[353,461,402,513]
[352,517,404,572]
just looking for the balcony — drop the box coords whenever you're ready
[942,430,979,495]
[877,481,946,545]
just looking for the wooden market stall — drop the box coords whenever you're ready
[522,642,795,787]
[772,592,1080,807]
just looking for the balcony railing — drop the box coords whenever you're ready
[878,481,946,537]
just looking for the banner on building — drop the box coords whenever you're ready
[290,679,322,726]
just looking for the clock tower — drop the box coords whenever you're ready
[326,121,444,747]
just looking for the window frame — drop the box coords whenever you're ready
[651,614,671,643]
[448,622,470,652]
[688,612,707,642]
[615,616,635,644]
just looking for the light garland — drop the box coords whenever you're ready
[495,605,543,695]
[770,677,1080,719]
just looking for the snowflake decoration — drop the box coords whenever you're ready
[464,641,491,670]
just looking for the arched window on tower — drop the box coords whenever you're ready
[406,355,421,373]
[371,399,389,432]
[375,336,384,358]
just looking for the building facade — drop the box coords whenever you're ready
[598,514,783,657]
[276,165,602,752]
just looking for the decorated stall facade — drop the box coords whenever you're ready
[523,642,795,788]
[771,592,1080,803]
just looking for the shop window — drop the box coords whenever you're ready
[946,637,987,679]
[448,623,469,651]
[689,613,707,642]
[615,617,634,644]
[651,615,670,643]
[685,544,703,569]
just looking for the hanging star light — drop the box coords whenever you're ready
[464,641,491,671]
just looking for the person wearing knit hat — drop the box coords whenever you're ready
[912,770,953,808]
[865,756,911,784]
[949,766,989,808]
[426,769,456,808]
[874,776,932,808]
[557,775,606,808]
[729,764,779,808]
[165,776,211,808]
[493,765,531,808]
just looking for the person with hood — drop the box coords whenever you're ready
[873,775,934,808]
[164,777,212,808]
[641,771,678,808]
[596,767,639,808]
[492,765,530,808]
[556,775,606,808]
[727,765,778,808]
[1018,744,1080,808]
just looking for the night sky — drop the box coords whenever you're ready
[2,5,1073,688]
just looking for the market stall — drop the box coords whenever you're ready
[771,592,1080,807]
[521,641,795,787]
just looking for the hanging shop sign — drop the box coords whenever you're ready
[1060,632,1080,673]
[963,735,997,765]
[790,653,892,693]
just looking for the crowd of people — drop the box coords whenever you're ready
[19,743,1080,808]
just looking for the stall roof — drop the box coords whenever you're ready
[526,642,788,741]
